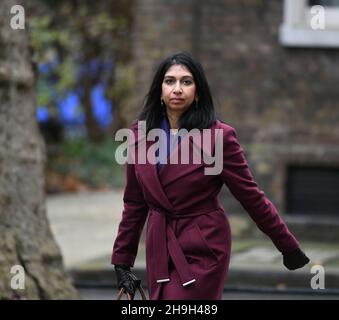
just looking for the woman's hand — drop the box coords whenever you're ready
[114,264,141,298]
[283,248,310,270]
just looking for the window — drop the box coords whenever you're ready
[309,0,339,6]
[279,0,339,47]
[286,166,339,216]
[307,0,339,29]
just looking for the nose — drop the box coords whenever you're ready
[173,81,182,94]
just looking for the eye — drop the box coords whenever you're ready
[183,79,193,85]
[164,79,174,85]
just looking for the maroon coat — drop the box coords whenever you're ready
[111,120,300,300]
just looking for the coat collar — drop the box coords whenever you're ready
[132,120,221,206]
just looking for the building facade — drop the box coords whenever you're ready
[130,0,339,239]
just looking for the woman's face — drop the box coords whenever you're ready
[161,64,197,114]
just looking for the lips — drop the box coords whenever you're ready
[170,98,184,102]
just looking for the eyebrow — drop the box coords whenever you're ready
[164,75,194,79]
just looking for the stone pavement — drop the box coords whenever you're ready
[46,190,339,296]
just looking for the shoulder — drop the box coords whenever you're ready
[212,120,241,149]
[127,120,147,145]
[214,119,237,137]
[129,119,145,137]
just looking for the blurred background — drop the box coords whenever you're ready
[31,0,134,193]
[1,0,339,300]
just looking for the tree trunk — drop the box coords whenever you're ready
[0,0,78,299]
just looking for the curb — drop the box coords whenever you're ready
[68,267,339,290]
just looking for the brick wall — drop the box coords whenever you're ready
[131,0,339,218]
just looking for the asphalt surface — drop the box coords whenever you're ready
[46,190,339,297]
[78,286,339,300]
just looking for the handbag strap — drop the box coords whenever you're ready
[116,285,147,300]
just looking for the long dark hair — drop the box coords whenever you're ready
[138,51,217,133]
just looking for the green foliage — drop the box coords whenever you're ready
[27,0,136,190]
[48,137,125,189]
[29,14,77,110]
[55,58,77,93]
[107,63,135,111]
[28,0,135,139]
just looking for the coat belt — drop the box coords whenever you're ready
[149,198,221,287]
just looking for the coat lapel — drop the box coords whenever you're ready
[135,139,175,210]
[133,120,219,201]
[158,139,204,187]
[159,121,219,187]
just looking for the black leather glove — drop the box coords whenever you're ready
[283,248,310,270]
[114,264,141,298]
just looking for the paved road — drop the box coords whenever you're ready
[47,191,339,272]
[78,287,339,300]
[47,190,124,268]
[46,190,339,292]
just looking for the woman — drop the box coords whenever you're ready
[111,52,309,300]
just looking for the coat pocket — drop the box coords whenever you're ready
[180,223,219,269]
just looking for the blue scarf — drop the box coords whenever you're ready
[156,114,181,172]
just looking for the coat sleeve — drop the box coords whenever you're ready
[111,162,149,267]
[219,125,299,254]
